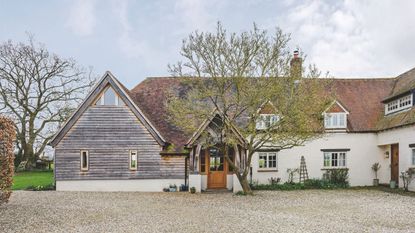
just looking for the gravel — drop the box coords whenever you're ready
[1,189,415,233]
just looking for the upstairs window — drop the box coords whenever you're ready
[256,114,280,130]
[324,113,347,129]
[385,94,413,115]
[95,86,125,106]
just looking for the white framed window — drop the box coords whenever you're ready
[80,150,89,171]
[323,152,346,168]
[95,86,125,106]
[258,152,277,169]
[324,113,347,129]
[129,150,138,170]
[385,94,413,115]
[256,114,280,130]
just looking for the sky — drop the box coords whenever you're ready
[1,0,415,88]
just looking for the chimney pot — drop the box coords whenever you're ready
[293,50,299,58]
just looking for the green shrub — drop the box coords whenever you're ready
[323,169,349,187]
[26,184,55,191]
[235,191,247,196]
[251,178,349,191]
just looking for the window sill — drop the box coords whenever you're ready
[321,167,348,170]
[258,169,278,172]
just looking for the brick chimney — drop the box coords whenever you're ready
[290,50,302,78]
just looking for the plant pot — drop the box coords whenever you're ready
[373,179,379,186]
[169,188,177,192]
[390,180,396,189]
[190,187,196,194]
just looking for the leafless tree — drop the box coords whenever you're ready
[0,36,95,167]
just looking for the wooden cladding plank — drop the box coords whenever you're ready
[55,105,182,181]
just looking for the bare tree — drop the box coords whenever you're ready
[0,36,94,167]
[168,22,332,194]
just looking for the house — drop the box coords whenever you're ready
[50,57,415,192]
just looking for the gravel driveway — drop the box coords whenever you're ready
[1,189,415,233]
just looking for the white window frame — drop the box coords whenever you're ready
[258,152,278,170]
[323,152,347,168]
[256,114,280,130]
[80,150,89,171]
[324,113,347,129]
[95,86,123,106]
[385,94,413,115]
[129,150,138,171]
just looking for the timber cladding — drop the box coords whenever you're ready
[55,105,185,180]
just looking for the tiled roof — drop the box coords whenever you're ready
[331,78,395,131]
[129,72,415,149]
[388,67,415,99]
[130,77,191,151]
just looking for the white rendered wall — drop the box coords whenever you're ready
[56,179,184,192]
[226,174,233,190]
[189,174,202,193]
[201,175,207,191]
[378,125,415,190]
[251,132,385,187]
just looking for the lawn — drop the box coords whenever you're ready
[12,171,54,190]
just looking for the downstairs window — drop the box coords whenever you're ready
[258,152,277,170]
[323,151,346,168]
[80,150,89,171]
[129,150,138,170]
[412,149,415,166]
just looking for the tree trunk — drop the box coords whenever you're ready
[23,144,36,168]
[237,174,253,195]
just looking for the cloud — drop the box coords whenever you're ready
[173,0,224,33]
[66,0,97,37]
[279,0,415,78]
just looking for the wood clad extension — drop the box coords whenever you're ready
[55,105,185,180]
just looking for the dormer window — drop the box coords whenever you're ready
[323,100,349,130]
[256,114,280,130]
[385,94,413,115]
[324,113,347,129]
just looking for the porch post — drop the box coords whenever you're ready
[189,144,202,193]
[194,144,202,173]
[234,144,240,169]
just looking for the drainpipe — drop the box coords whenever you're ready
[184,155,188,190]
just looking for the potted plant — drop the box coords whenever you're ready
[180,184,189,192]
[190,187,196,194]
[169,184,177,192]
[371,162,381,186]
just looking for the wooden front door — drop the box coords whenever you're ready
[391,144,399,184]
[207,148,227,189]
